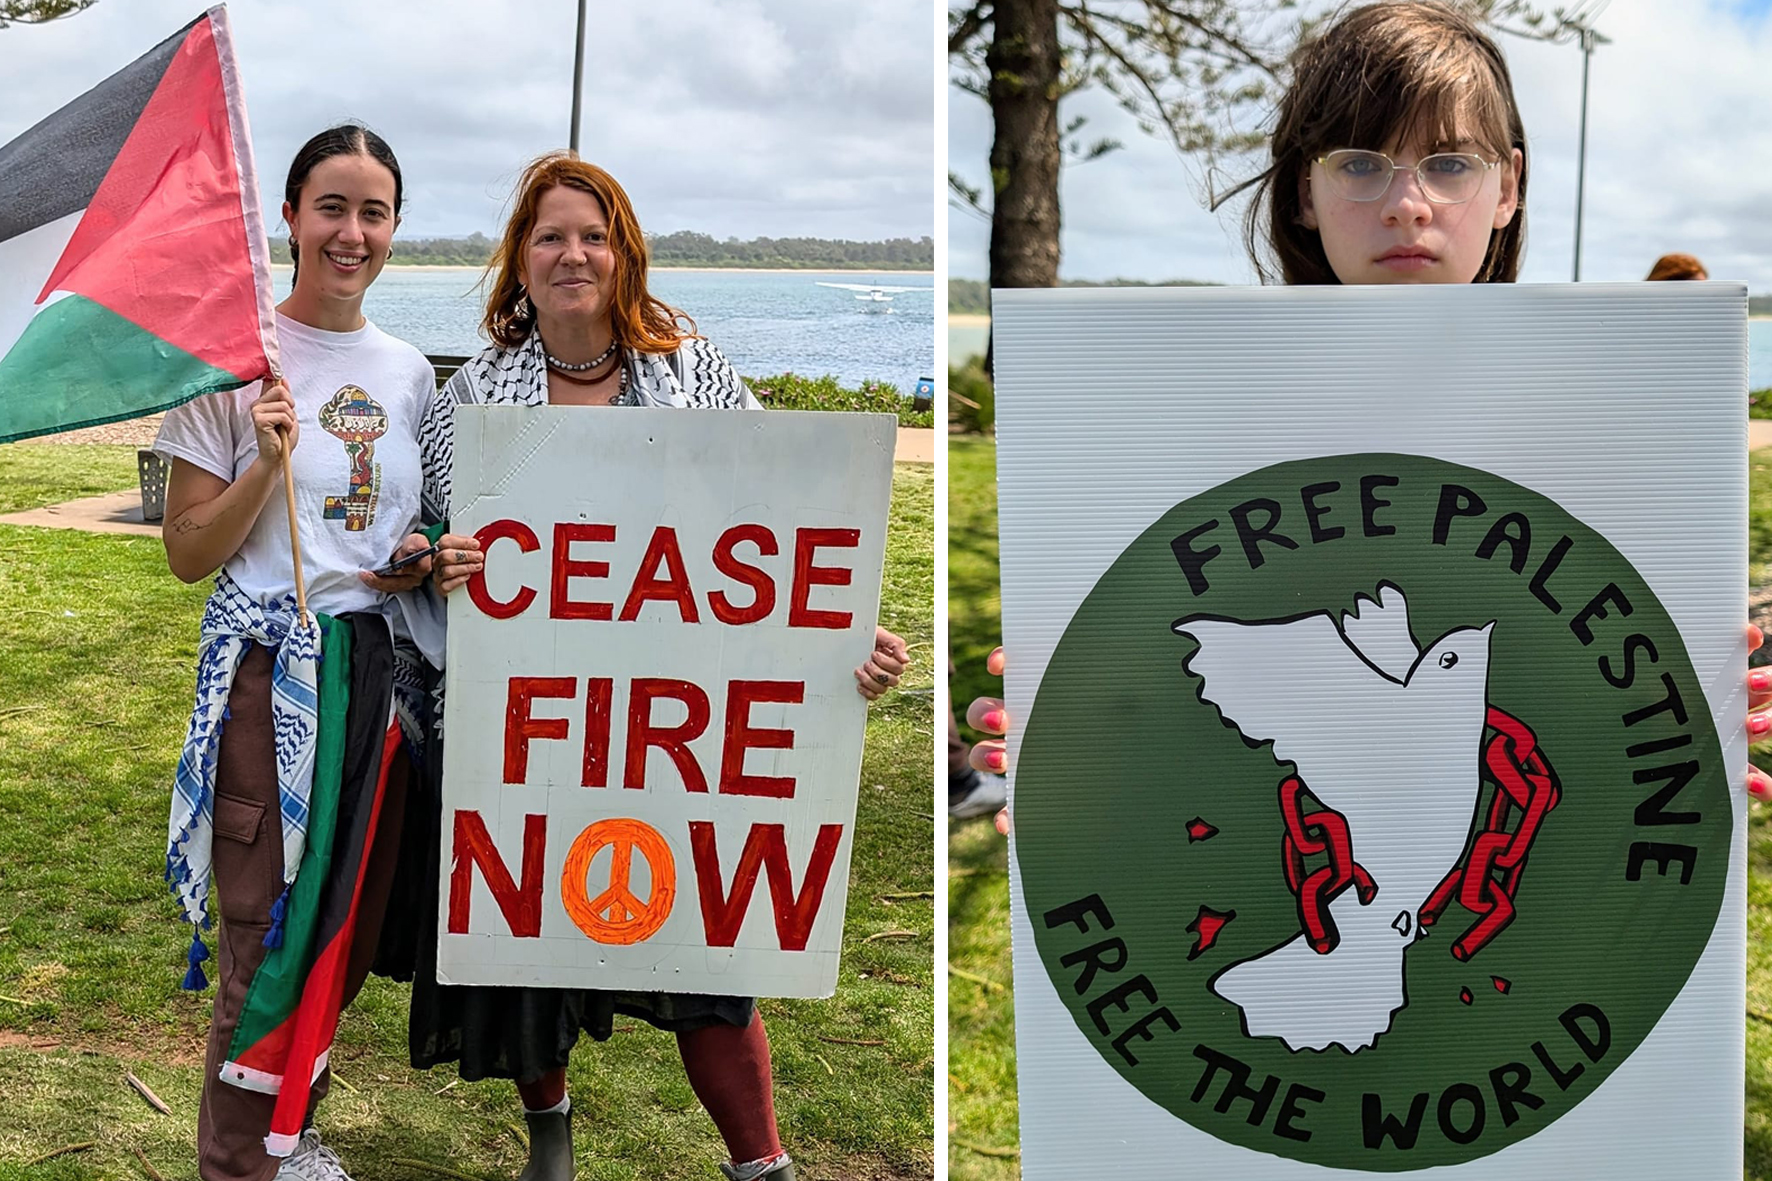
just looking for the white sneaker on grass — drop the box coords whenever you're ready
[274,1129,354,1181]
[948,769,1007,820]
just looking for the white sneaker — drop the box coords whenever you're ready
[948,770,1008,820]
[274,1129,355,1181]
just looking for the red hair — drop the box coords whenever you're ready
[1645,253,1706,281]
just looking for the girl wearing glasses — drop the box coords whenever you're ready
[965,0,1771,804]
[1235,1,1524,287]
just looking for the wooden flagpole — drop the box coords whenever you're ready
[281,435,308,622]
[269,365,309,623]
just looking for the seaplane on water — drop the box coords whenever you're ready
[815,280,927,313]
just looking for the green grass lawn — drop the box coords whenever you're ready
[948,435,1772,1180]
[946,438,1017,1178]
[0,443,934,1181]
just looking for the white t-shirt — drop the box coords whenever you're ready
[155,313,434,616]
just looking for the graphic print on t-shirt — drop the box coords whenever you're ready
[318,384,387,531]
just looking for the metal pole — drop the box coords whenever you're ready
[1572,27,1592,282]
[569,0,587,153]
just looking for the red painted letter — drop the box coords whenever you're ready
[709,524,778,625]
[625,678,711,792]
[504,676,577,784]
[448,810,547,937]
[550,522,616,620]
[619,526,700,623]
[720,680,804,798]
[467,519,540,619]
[581,677,613,788]
[788,527,858,629]
[689,821,845,950]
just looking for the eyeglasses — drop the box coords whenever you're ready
[1314,149,1499,205]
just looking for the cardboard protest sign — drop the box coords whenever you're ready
[439,406,894,998]
[993,284,1746,1178]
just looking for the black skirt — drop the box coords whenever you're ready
[375,679,754,1085]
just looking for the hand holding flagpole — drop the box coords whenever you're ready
[265,364,309,624]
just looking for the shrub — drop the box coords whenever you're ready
[1752,388,1772,420]
[948,360,994,434]
[745,373,933,428]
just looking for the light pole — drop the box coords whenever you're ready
[1562,17,1611,282]
[569,0,588,154]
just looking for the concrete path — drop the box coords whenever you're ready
[1752,420,1772,451]
[0,490,161,537]
[894,427,933,463]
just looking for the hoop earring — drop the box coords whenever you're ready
[516,293,532,317]
[386,245,394,260]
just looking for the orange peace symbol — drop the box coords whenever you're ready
[560,818,677,945]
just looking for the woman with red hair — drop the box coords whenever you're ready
[1645,253,1708,281]
[396,153,907,1181]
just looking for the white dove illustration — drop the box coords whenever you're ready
[1173,583,1493,1052]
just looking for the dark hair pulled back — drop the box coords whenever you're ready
[284,124,403,280]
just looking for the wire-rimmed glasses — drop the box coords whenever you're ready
[1314,149,1499,205]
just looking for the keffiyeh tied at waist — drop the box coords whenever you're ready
[166,572,321,981]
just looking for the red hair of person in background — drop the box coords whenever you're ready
[1646,253,1708,281]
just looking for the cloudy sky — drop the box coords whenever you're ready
[0,0,936,242]
[950,0,1772,287]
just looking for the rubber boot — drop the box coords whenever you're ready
[516,1108,574,1181]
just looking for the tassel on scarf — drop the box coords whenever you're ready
[262,884,290,950]
[182,929,210,991]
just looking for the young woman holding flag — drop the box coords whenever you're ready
[154,124,439,1181]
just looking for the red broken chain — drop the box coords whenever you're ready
[1280,776,1378,955]
[1417,706,1561,961]
[1278,706,1558,961]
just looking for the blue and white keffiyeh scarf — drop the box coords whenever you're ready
[166,572,321,984]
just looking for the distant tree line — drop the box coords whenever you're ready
[1752,295,1772,317]
[648,231,932,270]
[948,276,1221,316]
[270,231,932,271]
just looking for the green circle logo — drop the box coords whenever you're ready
[1018,455,1730,1170]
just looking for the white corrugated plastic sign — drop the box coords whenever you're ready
[994,283,1747,1178]
[438,405,895,998]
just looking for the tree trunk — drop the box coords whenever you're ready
[984,0,1062,373]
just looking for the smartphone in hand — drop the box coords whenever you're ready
[370,543,439,579]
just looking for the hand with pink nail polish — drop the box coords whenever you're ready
[1748,625,1772,802]
[963,647,1012,835]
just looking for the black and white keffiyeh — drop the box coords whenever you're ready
[418,332,757,525]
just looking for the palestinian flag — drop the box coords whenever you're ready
[221,614,403,1156]
[0,6,277,443]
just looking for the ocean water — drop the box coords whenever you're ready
[955,316,1772,389]
[337,268,934,390]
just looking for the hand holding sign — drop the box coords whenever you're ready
[432,531,484,595]
[854,626,909,700]
[963,647,1012,835]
